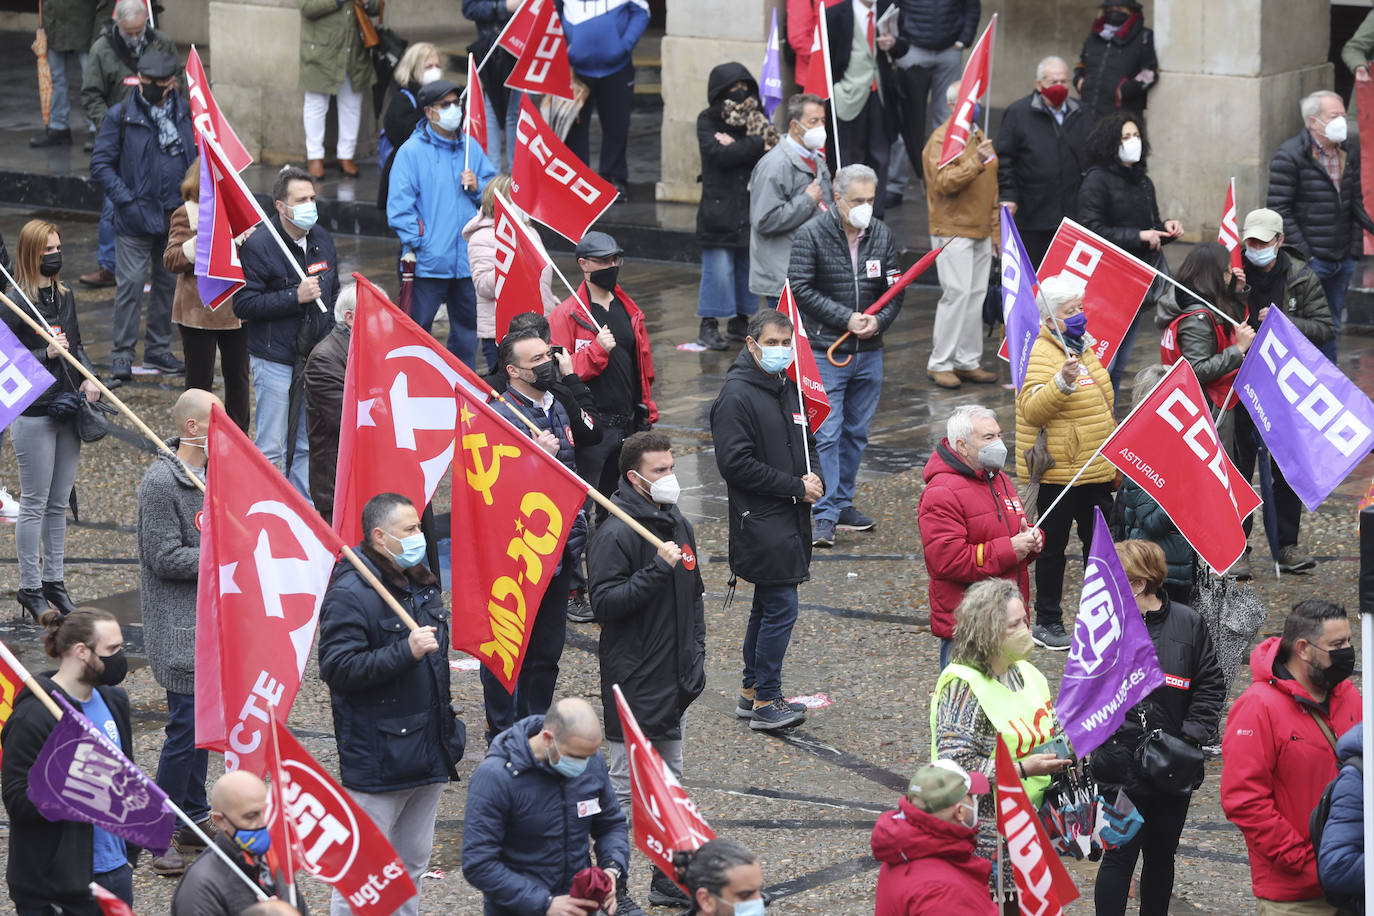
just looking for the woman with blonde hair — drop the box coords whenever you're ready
[1,220,100,620]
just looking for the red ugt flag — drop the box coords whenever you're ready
[613,685,715,890]
[512,95,617,241]
[504,0,574,101]
[466,53,488,153]
[779,280,830,432]
[493,190,550,340]
[195,403,346,775]
[1100,360,1261,574]
[1218,178,1242,271]
[937,14,996,169]
[995,735,1079,914]
[186,46,252,173]
[496,0,542,57]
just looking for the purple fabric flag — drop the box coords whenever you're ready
[195,138,241,310]
[27,693,176,854]
[0,319,56,432]
[999,206,1042,389]
[1055,509,1165,758]
[1236,307,1374,511]
[761,9,783,118]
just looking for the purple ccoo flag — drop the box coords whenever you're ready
[999,206,1043,390]
[1235,307,1374,511]
[27,693,176,854]
[760,9,783,118]
[1054,509,1165,758]
[0,319,56,432]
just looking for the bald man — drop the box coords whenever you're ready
[172,772,308,915]
[138,388,220,876]
[462,697,632,916]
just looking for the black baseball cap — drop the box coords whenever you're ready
[417,79,461,109]
[575,231,623,260]
[137,49,179,80]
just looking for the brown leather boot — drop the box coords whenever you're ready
[954,367,999,384]
[307,158,325,179]
[927,370,962,389]
[338,158,359,176]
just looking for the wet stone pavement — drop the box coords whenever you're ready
[1,201,1373,914]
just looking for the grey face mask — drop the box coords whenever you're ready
[977,439,1008,470]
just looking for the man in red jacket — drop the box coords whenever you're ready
[872,759,997,916]
[1221,599,1362,915]
[917,405,1041,668]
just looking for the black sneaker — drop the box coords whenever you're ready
[615,888,647,916]
[1031,622,1071,651]
[725,315,749,342]
[566,589,594,623]
[111,357,133,381]
[29,127,72,148]
[736,692,805,718]
[750,697,805,731]
[697,318,728,351]
[812,518,835,548]
[836,506,875,531]
[648,868,691,907]
[1277,545,1316,573]
[144,351,185,374]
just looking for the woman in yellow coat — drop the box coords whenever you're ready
[1014,272,1116,651]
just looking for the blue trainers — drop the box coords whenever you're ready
[737,690,805,718]
[749,697,806,731]
[836,506,875,531]
[812,518,835,548]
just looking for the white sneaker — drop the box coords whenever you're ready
[0,488,17,522]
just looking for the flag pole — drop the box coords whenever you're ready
[1031,440,1109,534]
[820,7,841,171]
[473,0,526,77]
[266,704,299,910]
[0,263,58,334]
[792,337,813,477]
[0,638,63,720]
[496,188,604,331]
[1153,272,1243,328]
[981,14,997,135]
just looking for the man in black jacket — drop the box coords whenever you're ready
[317,492,465,916]
[1267,90,1374,362]
[994,56,1090,267]
[788,163,903,548]
[1073,2,1158,120]
[710,309,823,731]
[303,283,356,525]
[587,430,705,910]
[893,0,980,160]
[234,165,338,502]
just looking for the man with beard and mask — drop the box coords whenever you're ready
[1222,599,1363,916]
[3,608,136,915]
[90,47,193,382]
[586,431,705,912]
[788,162,903,548]
[917,406,1041,669]
[171,771,310,916]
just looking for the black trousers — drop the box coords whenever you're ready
[565,60,635,185]
[179,324,251,432]
[1034,481,1115,626]
[1094,790,1193,916]
[481,561,573,741]
[836,93,892,219]
[1016,227,1056,273]
[1233,407,1301,548]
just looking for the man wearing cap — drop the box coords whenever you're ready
[871,760,996,915]
[90,47,194,382]
[386,78,497,367]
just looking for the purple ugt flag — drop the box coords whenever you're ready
[27,693,176,854]
[1235,307,1374,511]
[1054,509,1165,758]
[1000,206,1042,390]
[0,319,56,432]
[761,9,783,118]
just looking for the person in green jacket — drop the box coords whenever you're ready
[1342,9,1374,119]
[300,0,378,179]
[29,0,109,147]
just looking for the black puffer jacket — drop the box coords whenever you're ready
[1077,161,1164,260]
[697,62,767,248]
[588,484,706,742]
[788,209,904,353]
[1074,12,1158,119]
[994,92,1091,232]
[896,0,980,52]
[1267,129,1374,262]
[0,283,95,416]
[1089,596,1225,797]
[710,350,821,586]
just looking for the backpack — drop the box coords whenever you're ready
[1310,753,1364,911]
[1159,308,1238,410]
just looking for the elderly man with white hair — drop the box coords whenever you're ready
[1013,272,1116,650]
[921,80,1000,391]
[918,404,1041,668]
[1266,89,1374,362]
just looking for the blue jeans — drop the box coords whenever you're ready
[939,638,952,669]
[812,347,883,523]
[505,91,524,177]
[98,197,116,272]
[481,562,573,741]
[480,337,500,374]
[482,91,505,170]
[156,691,209,822]
[1308,255,1355,362]
[698,247,755,319]
[410,276,478,368]
[250,356,311,501]
[743,584,799,701]
[46,49,90,132]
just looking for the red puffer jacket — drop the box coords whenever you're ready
[872,797,996,916]
[1220,637,1363,902]
[917,439,1033,639]
[548,282,658,424]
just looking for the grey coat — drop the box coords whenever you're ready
[137,440,204,695]
[747,137,833,297]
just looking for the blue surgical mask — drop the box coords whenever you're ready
[1062,313,1088,337]
[550,743,589,779]
[757,345,793,374]
[1245,243,1277,267]
[387,531,428,568]
[228,823,271,857]
[728,898,765,916]
[287,201,318,231]
[437,105,463,132]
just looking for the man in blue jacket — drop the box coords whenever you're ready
[90,48,193,382]
[1316,722,1365,913]
[318,492,466,916]
[386,78,497,368]
[462,697,630,916]
[558,0,650,199]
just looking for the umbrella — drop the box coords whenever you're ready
[32,24,51,126]
[1019,428,1056,521]
[1252,423,1282,579]
[397,256,415,317]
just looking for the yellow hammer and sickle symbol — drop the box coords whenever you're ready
[0,676,17,721]
[463,432,521,506]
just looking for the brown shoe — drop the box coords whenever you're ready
[79,267,116,288]
[151,846,187,876]
[338,158,359,177]
[307,158,325,179]
[954,367,999,384]
[928,370,962,389]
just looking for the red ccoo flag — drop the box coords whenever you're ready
[493,191,551,340]
[186,46,252,173]
[937,14,997,169]
[512,95,617,241]
[496,0,543,58]
[504,0,574,101]
[802,6,830,100]
[466,53,488,153]
[995,735,1079,914]
[1218,178,1242,271]
[779,280,830,432]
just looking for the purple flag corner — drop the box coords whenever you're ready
[0,321,56,432]
[1054,509,1165,758]
[27,693,176,854]
[761,9,783,118]
[195,138,243,310]
[999,206,1042,390]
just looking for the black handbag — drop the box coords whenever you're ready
[75,399,114,443]
[1132,708,1204,796]
[982,256,1003,335]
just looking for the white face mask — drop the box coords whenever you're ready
[181,434,207,451]
[1118,136,1142,164]
[846,202,873,230]
[421,66,442,85]
[958,801,978,830]
[634,471,680,506]
[801,124,827,150]
[1320,115,1348,144]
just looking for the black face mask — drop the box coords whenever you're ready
[1313,645,1356,690]
[588,265,620,291]
[141,82,168,106]
[88,647,128,687]
[39,253,62,278]
[528,360,559,391]
[727,86,752,103]
[1104,9,1130,26]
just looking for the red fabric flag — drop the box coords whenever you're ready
[199,133,262,238]
[0,646,24,767]
[512,95,617,241]
[994,735,1079,914]
[449,377,588,690]
[613,685,715,890]
[466,53,488,153]
[194,403,346,775]
[493,191,550,340]
[802,12,829,100]
[779,280,830,432]
[1099,360,1262,574]
[185,46,252,173]
[333,274,488,545]
[504,0,574,101]
[266,718,417,916]
[1218,178,1242,271]
[496,0,543,57]
[1036,218,1157,369]
[937,14,996,169]
[92,884,138,916]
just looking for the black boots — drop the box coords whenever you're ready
[42,581,77,616]
[17,588,48,622]
[29,127,72,148]
[648,867,691,907]
[725,315,749,343]
[615,870,647,916]
[697,318,728,351]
